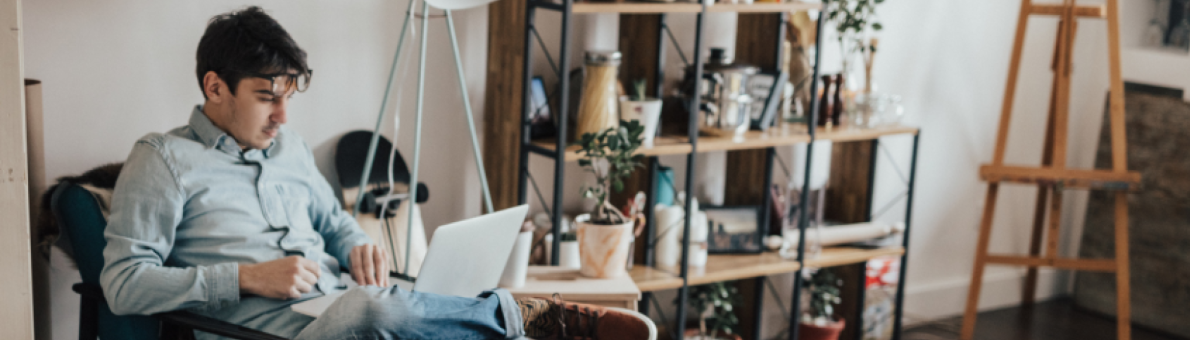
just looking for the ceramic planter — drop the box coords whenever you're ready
[683,329,743,340]
[619,97,663,148]
[797,318,845,340]
[575,214,642,278]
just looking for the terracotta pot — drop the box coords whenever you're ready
[797,318,845,340]
[683,329,743,340]
[575,214,642,278]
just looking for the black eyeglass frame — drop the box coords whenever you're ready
[220,69,314,96]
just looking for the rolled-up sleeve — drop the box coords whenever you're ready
[100,136,240,315]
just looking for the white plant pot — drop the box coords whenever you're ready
[499,231,534,288]
[576,214,636,278]
[559,241,581,269]
[619,98,663,148]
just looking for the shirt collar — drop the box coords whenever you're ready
[189,105,277,158]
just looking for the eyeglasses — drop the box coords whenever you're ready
[223,69,313,95]
[251,70,312,95]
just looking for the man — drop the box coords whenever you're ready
[100,6,649,340]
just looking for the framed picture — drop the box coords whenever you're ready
[748,71,788,131]
[529,76,557,139]
[704,205,765,254]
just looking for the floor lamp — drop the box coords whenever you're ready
[350,0,498,278]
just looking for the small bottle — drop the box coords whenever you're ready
[818,75,834,127]
[832,74,846,127]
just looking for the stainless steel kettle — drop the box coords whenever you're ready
[682,48,759,136]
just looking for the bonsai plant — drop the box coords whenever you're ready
[681,281,742,340]
[571,120,646,278]
[799,268,846,340]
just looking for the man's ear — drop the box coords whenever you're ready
[203,71,228,104]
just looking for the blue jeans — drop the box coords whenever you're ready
[294,286,526,340]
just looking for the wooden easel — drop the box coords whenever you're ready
[960,1,1139,339]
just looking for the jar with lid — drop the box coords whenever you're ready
[575,50,622,141]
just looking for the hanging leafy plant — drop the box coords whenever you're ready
[572,120,646,225]
[803,268,843,325]
[680,281,742,339]
[825,0,885,56]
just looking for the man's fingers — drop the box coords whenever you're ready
[372,246,387,286]
[362,245,376,286]
[294,280,313,295]
[299,257,321,278]
[298,267,319,285]
[350,249,363,285]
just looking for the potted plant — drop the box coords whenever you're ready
[681,281,743,340]
[572,120,646,278]
[799,268,846,340]
[619,79,663,148]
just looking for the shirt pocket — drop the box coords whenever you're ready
[276,183,316,232]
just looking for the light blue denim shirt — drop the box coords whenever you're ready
[100,106,372,334]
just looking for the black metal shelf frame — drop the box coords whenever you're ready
[513,3,921,340]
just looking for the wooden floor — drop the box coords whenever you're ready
[903,298,1186,340]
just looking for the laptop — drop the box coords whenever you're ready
[292,204,529,317]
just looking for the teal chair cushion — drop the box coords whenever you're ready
[52,183,160,340]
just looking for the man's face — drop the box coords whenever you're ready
[206,73,295,150]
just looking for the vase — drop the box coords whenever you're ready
[575,214,643,278]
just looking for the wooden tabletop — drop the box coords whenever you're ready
[504,266,641,302]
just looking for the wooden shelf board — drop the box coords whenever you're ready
[566,1,821,14]
[631,247,904,291]
[530,124,917,161]
[572,2,702,13]
[530,136,693,161]
[630,266,684,292]
[706,2,822,13]
[803,246,905,268]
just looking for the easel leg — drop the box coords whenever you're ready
[1024,77,1060,305]
[1114,191,1131,340]
[1022,187,1048,305]
[961,183,1000,340]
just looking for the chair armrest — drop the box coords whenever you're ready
[72,282,290,340]
[72,282,105,300]
[156,312,290,340]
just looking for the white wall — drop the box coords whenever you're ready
[23,1,488,339]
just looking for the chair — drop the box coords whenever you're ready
[52,183,287,340]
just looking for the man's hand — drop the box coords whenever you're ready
[349,244,389,287]
[238,256,321,300]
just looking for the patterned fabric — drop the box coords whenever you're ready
[518,297,556,338]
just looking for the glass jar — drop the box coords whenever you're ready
[575,50,622,141]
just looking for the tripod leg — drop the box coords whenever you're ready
[961,183,1001,340]
[444,9,495,213]
[353,0,417,217]
[403,0,431,276]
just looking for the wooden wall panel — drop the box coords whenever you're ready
[825,140,874,224]
[1,0,36,338]
[616,14,661,265]
[482,0,527,211]
[723,13,782,207]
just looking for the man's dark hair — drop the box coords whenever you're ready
[196,6,311,98]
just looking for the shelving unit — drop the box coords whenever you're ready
[513,1,921,339]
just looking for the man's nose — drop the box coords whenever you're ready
[272,99,288,124]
